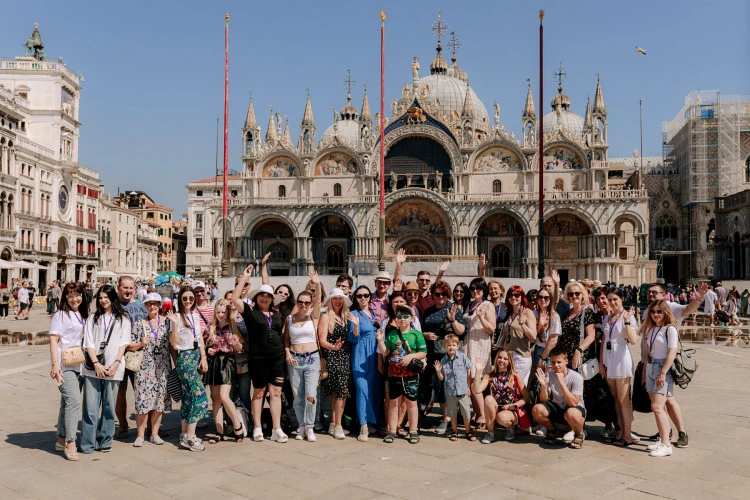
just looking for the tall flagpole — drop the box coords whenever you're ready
[221,12,229,277]
[537,10,545,279]
[378,10,386,272]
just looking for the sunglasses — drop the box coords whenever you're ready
[356,293,370,299]
[396,315,412,320]
[650,309,664,315]
[418,278,431,282]
[181,297,195,302]
[297,300,311,306]
[647,290,661,295]
[469,287,481,292]
[277,290,289,296]
[433,292,448,298]
[567,291,581,298]
[194,290,205,295]
[537,295,550,301]
[509,292,522,298]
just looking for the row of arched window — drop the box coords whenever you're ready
[278,184,344,198]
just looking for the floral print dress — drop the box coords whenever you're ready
[132,318,172,414]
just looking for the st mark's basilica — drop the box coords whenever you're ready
[186,17,653,285]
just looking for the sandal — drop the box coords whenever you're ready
[449,433,459,442]
[383,432,396,444]
[234,423,245,443]
[544,429,557,445]
[474,421,487,431]
[252,427,264,442]
[466,432,477,442]
[612,438,633,447]
[408,431,420,444]
[207,434,225,445]
[569,433,584,449]
[396,426,408,438]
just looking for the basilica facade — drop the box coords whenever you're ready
[186,35,653,285]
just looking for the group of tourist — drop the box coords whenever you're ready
[48,253,704,461]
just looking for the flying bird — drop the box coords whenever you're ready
[635,46,647,55]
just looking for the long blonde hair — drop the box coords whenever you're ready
[325,296,349,335]
[209,299,242,345]
[489,349,517,381]
[639,299,676,336]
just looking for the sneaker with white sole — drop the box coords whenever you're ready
[505,428,515,441]
[481,432,495,444]
[649,442,673,457]
[295,426,306,441]
[328,423,335,435]
[333,425,346,440]
[270,428,288,443]
[674,432,689,448]
[647,441,663,451]
[186,436,205,452]
[150,435,164,445]
[306,427,317,442]
[435,420,449,435]
[533,425,547,437]
[358,425,369,442]
[133,437,144,447]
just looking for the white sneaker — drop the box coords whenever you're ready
[133,437,144,447]
[505,428,515,441]
[647,441,661,451]
[333,425,346,440]
[563,430,575,443]
[358,424,369,442]
[649,443,673,457]
[435,420,449,435]
[295,426,306,441]
[270,428,288,443]
[533,425,547,437]
[150,435,164,445]
[630,432,641,444]
[328,423,335,435]
[306,427,317,442]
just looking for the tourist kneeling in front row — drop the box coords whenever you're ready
[532,347,586,449]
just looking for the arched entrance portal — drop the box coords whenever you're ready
[385,199,449,257]
[251,220,294,276]
[0,247,11,286]
[544,213,593,282]
[478,212,525,277]
[385,137,452,192]
[310,215,353,275]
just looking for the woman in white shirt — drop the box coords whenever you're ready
[600,289,639,447]
[640,299,679,457]
[167,286,209,452]
[81,284,131,454]
[49,282,91,461]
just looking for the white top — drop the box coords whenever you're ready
[546,367,584,410]
[646,325,678,360]
[49,310,86,372]
[81,314,132,380]
[173,311,202,351]
[287,315,317,345]
[601,312,638,347]
[645,301,688,328]
[704,290,718,308]
[534,310,561,348]
[18,288,29,304]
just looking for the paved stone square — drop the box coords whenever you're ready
[0,333,748,499]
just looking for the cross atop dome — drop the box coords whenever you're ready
[431,10,449,44]
[344,69,356,96]
[448,31,461,60]
[554,62,567,93]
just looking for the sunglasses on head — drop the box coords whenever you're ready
[396,314,412,320]
[567,291,581,298]
[356,293,370,299]
[433,292,448,298]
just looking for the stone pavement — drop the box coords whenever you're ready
[0,342,749,499]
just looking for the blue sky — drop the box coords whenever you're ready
[2,0,748,214]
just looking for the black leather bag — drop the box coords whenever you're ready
[396,330,426,373]
[632,361,652,413]
[83,320,116,371]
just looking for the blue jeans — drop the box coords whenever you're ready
[81,376,119,453]
[287,351,320,428]
[57,370,82,443]
[235,371,252,412]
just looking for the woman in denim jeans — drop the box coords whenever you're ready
[49,282,90,461]
[283,271,321,442]
[81,285,131,454]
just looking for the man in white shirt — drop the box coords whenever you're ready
[16,281,30,320]
[641,282,707,449]
[704,286,718,325]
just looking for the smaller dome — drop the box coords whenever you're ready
[430,43,448,75]
[320,120,360,147]
[447,61,468,83]
[542,109,585,136]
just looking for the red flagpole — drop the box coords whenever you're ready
[223,12,229,221]
[378,11,386,271]
[537,10,545,279]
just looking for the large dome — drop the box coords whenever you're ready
[320,119,360,147]
[543,109,585,136]
[416,74,491,134]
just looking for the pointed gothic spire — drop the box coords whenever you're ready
[360,85,372,122]
[584,96,592,128]
[593,74,606,114]
[301,89,315,127]
[462,81,475,118]
[265,108,277,143]
[244,94,258,129]
[283,116,292,143]
[523,79,536,118]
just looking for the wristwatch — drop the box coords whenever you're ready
[576,347,584,354]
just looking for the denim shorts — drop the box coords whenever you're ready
[646,358,674,397]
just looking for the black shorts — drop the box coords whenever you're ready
[388,376,419,401]
[119,368,135,390]
[19,302,29,311]
[542,402,586,424]
[249,355,285,388]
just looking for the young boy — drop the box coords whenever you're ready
[532,347,587,449]
[434,334,472,441]
[377,305,427,444]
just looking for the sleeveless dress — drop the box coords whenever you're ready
[322,319,352,399]
[463,301,494,379]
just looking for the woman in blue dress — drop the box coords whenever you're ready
[348,285,382,442]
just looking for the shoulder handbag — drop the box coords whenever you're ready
[632,360,652,413]
[396,330,425,373]
[83,319,116,371]
[316,319,328,381]
[669,328,698,389]
[576,309,599,381]
[124,319,149,372]
[59,313,86,367]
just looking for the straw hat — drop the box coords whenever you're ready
[403,280,420,292]
[373,271,392,282]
